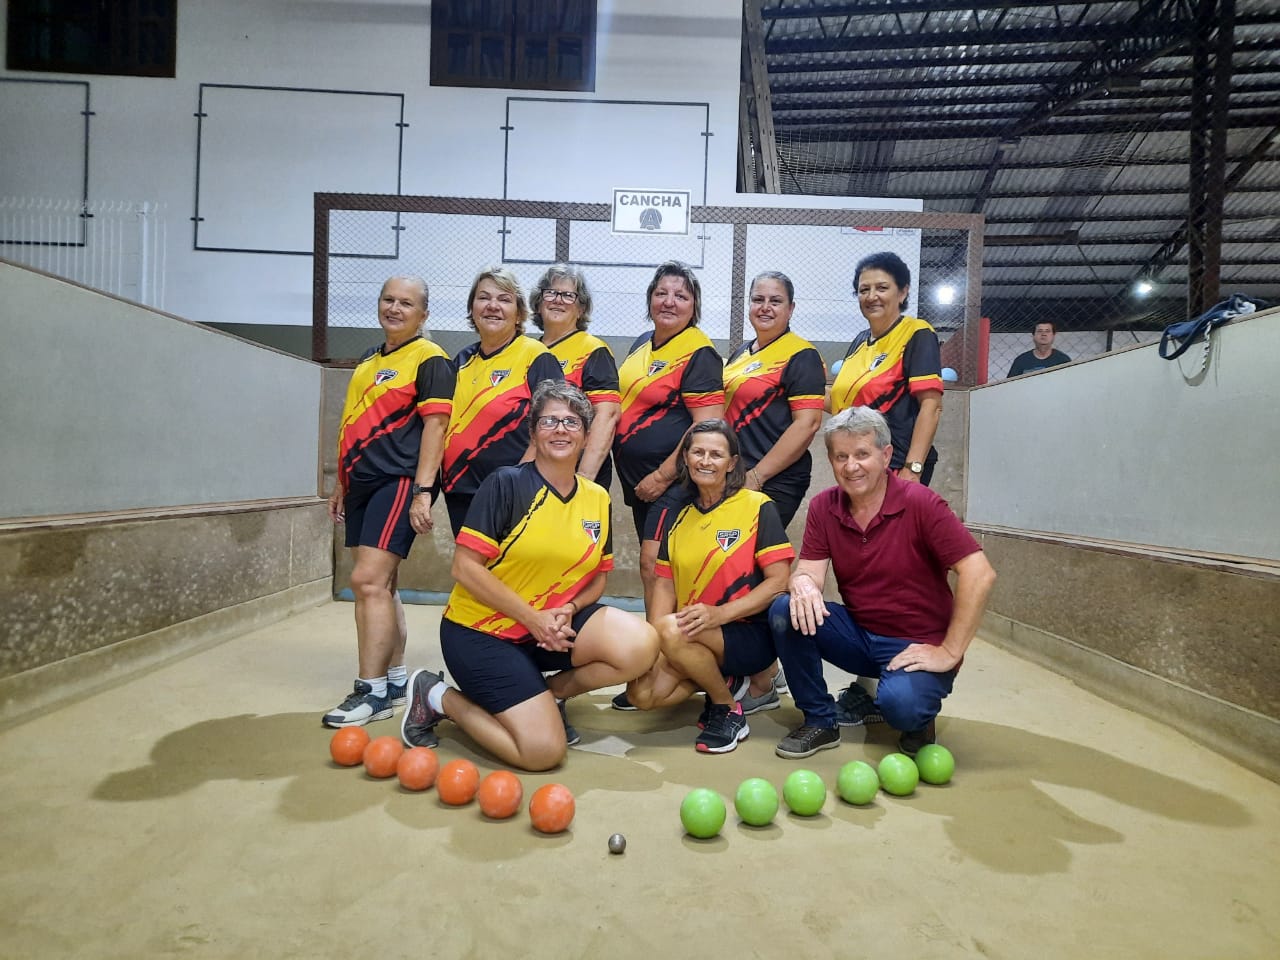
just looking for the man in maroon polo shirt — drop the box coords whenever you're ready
[768,406,996,760]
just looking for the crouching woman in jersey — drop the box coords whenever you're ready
[624,420,794,754]
[401,381,659,771]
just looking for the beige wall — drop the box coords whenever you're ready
[966,311,1280,780]
[0,266,333,727]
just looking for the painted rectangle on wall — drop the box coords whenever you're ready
[0,78,88,243]
[194,84,403,255]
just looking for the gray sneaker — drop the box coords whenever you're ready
[557,698,581,746]
[400,669,446,748]
[835,682,884,728]
[772,665,789,695]
[775,724,840,759]
[739,681,780,715]
[322,680,392,729]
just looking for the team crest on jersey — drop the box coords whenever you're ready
[648,360,668,377]
[582,520,602,543]
[869,353,890,371]
[716,529,741,552]
[743,361,763,375]
[375,368,398,385]
[490,369,511,386]
[558,359,568,371]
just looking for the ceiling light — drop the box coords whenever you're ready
[935,284,957,305]
[1134,279,1154,297]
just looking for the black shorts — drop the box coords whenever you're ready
[633,485,695,543]
[760,483,804,529]
[444,491,474,539]
[344,477,415,558]
[440,603,606,714]
[717,620,776,678]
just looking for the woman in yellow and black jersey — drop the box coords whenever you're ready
[530,263,620,489]
[624,420,794,755]
[828,251,944,486]
[399,382,658,772]
[441,266,564,537]
[613,260,725,615]
[724,270,825,527]
[322,276,454,730]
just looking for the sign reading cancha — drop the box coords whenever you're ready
[611,188,691,236]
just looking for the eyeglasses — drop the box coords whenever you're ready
[536,415,584,432]
[541,290,579,303]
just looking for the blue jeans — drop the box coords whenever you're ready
[768,594,955,731]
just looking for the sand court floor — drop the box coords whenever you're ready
[1,600,1277,959]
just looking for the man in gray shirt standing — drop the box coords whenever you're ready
[1008,321,1071,377]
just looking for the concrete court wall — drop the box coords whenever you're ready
[0,263,332,727]
[966,309,1280,781]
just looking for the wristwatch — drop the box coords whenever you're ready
[411,483,435,498]
[908,461,924,475]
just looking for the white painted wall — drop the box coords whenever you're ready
[967,308,1280,562]
[0,0,920,335]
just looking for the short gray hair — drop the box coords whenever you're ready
[380,275,429,311]
[529,263,594,332]
[824,405,891,451]
[530,379,593,429]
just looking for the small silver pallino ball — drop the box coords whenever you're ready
[608,833,626,854]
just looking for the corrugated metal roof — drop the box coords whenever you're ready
[748,0,1280,321]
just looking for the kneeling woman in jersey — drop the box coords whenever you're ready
[625,420,794,754]
[402,381,659,771]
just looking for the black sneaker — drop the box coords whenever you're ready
[834,683,885,728]
[321,680,393,728]
[697,675,752,728]
[611,691,638,711]
[899,719,937,757]
[557,698,581,746]
[387,680,408,706]
[695,702,750,754]
[775,723,840,759]
[400,669,446,748]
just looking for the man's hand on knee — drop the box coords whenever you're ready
[887,642,960,674]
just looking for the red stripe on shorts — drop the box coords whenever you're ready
[379,477,411,550]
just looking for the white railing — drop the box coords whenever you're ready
[0,197,167,310]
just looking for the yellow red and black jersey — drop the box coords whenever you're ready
[724,329,825,499]
[442,335,564,496]
[336,336,454,490]
[613,326,724,498]
[545,329,620,487]
[444,462,614,641]
[828,314,943,468]
[545,329,621,406]
[656,488,794,622]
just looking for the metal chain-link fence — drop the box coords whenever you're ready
[314,193,985,383]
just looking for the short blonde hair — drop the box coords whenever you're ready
[467,266,530,335]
